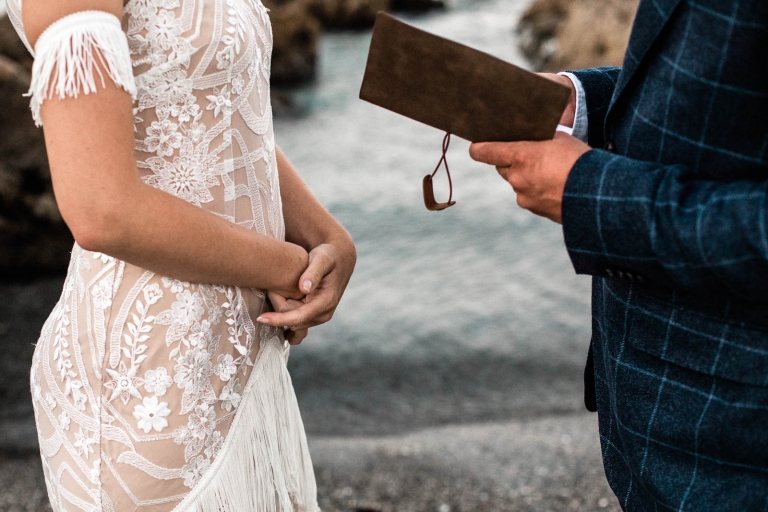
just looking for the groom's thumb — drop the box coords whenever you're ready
[469,142,509,166]
[300,249,334,294]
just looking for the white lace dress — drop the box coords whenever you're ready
[5,0,319,509]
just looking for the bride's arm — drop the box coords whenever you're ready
[277,147,355,263]
[256,148,356,334]
[25,0,308,299]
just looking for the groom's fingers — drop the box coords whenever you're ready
[470,141,530,168]
[469,142,506,166]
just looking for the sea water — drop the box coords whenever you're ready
[275,0,594,436]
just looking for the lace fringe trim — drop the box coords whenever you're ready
[27,10,137,127]
[173,337,319,512]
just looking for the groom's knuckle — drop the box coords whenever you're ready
[510,150,528,169]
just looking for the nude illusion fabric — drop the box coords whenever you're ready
[6,0,319,509]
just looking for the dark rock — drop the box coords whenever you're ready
[266,0,444,87]
[308,0,391,30]
[265,0,323,85]
[0,48,74,279]
[0,15,33,72]
[517,0,571,71]
[390,0,444,13]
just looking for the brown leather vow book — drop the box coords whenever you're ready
[359,13,571,143]
[359,12,571,210]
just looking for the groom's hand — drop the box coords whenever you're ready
[539,73,577,128]
[469,132,590,224]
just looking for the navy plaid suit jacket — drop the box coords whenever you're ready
[562,0,768,509]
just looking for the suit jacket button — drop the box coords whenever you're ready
[605,268,615,278]
[604,141,615,152]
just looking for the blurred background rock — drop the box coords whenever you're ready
[517,0,638,72]
[0,0,638,509]
[0,16,73,280]
[266,0,444,85]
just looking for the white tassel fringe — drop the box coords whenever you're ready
[173,337,319,512]
[27,10,137,127]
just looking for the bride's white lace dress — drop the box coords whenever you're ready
[6,0,319,509]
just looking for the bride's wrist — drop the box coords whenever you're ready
[318,231,356,267]
[274,242,309,300]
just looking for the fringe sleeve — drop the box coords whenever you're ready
[27,10,137,127]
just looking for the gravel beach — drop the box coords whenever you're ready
[0,413,619,511]
[0,279,622,511]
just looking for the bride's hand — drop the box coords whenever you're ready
[257,240,356,334]
[266,291,308,345]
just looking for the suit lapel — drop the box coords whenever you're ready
[609,0,684,112]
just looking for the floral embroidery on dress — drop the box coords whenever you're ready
[143,367,173,396]
[143,141,221,205]
[74,428,97,457]
[105,361,144,404]
[144,119,184,157]
[219,377,241,411]
[180,455,211,488]
[5,0,314,503]
[133,396,172,433]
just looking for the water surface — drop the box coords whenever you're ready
[275,0,594,435]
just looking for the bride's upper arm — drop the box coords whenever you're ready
[22,0,124,47]
[19,0,140,249]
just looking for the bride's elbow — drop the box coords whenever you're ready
[62,201,127,255]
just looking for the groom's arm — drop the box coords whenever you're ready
[470,134,768,303]
[566,67,621,149]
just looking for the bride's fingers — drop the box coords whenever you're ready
[267,290,303,313]
[266,292,310,344]
[285,328,308,345]
[299,247,335,294]
[257,287,333,329]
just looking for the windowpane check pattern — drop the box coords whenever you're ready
[563,0,768,509]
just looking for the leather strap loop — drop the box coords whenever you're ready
[423,133,456,211]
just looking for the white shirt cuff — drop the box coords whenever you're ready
[557,72,589,144]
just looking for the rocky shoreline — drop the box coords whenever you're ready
[0,16,74,279]
[0,0,444,278]
[0,0,642,278]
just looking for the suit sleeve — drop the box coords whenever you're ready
[568,67,621,149]
[562,149,768,303]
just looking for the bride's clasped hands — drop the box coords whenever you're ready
[260,240,356,346]
[257,147,357,346]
